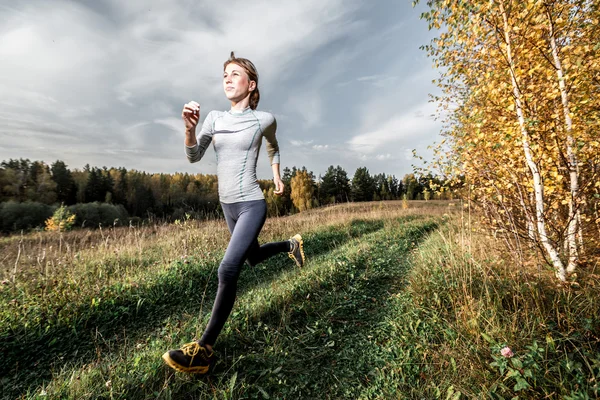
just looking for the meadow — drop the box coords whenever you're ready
[1,201,598,399]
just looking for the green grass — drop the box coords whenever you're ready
[20,216,437,400]
[1,217,389,397]
[396,222,600,399]
[1,202,598,399]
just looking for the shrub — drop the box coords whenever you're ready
[0,201,54,233]
[68,202,129,229]
[45,205,76,232]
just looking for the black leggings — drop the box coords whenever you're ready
[200,199,290,346]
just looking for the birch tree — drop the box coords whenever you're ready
[417,0,600,280]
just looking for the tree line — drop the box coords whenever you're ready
[0,158,457,233]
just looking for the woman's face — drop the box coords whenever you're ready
[223,62,255,102]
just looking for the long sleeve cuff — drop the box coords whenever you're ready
[270,153,280,165]
[186,143,201,163]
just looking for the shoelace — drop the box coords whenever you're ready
[181,342,201,358]
[181,342,212,364]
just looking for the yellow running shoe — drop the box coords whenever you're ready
[162,341,214,374]
[288,234,306,268]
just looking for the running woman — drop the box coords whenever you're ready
[162,52,306,375]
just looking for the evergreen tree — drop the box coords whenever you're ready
[101,167,114,203]
[28,161,44,186]
[351,167,375,202]
[113,167,128,205]
[388,175,401,199]
[334,166,351,203]
[374,173,391,200]
[85,168,102,202]
[51,160,77,205]
[320,166,337,204]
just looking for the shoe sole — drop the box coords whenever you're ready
[288,234,305,268]
[162,352,209,374]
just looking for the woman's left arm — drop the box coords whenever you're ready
[263,115,284,195]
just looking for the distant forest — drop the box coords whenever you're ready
[0,158,458,233]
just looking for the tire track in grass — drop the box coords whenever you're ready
[1,219,385,400]
[34,217,438,400]
[216,218,439,399]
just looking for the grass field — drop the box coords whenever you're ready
[1,201,598,399]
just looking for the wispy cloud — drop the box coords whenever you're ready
[357,75,382,82]
[0,0,442,179]
[287,94,324,129]
[283,44,365,129]
[348,102,438,154]
[290,140,314,147]
[0,0,362,167]
[336,74,398,88]
[153,118,182,133]
[357,75,399,87]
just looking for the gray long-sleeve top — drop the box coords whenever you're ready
[185,107,280,204]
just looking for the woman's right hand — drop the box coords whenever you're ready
[182,101,200,131]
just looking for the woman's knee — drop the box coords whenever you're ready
[217,262,241,284]
[245,250,259,266]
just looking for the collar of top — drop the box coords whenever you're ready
[229,106,252,116]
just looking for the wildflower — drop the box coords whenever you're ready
[500,346,514,358]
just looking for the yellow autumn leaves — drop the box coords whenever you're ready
[419,0,599,279]
[45,205,76,232]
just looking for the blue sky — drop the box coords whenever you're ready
[0,0,442,180]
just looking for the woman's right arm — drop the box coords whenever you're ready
[182,101,214,163]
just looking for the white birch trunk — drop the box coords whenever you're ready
[547,7,580,274]
[499,0,566,281]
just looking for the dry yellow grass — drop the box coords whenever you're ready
[0,200,456,286]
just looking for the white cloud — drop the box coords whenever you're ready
[153,118,182,133]
[117,89,135,107]
[357,75,399,87]
[0,0,363,170]
[337,74,398,88]
[287,94,323,129]
[283,46,364,129]
[125,121,151,132]
[290,140,314,147]
[357,75,381,82]
[348,102,438,154]
[0,0,442,180]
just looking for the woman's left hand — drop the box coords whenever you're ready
[273,177,285,196]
